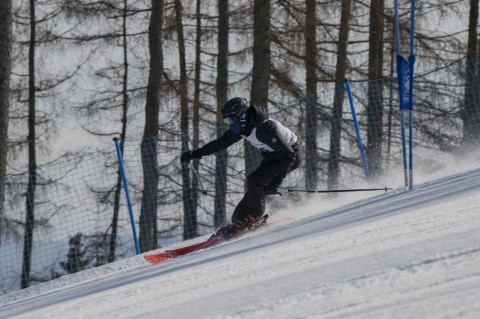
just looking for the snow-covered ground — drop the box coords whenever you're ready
[1,166,480,318]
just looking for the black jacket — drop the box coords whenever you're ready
[195,105,298,183]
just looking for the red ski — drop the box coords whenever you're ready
[144,214,293,265]
[144,252,173,264]
[144,237,223,264]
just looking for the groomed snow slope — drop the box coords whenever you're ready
[1,168,480,318]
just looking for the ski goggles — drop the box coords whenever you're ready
[223,116,235,126]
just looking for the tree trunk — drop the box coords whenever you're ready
[109,0,130,262]
[139,0,163,253]
[462,0,479,146]
[327,0,352,190]
[0,0,12,243]
[250,0,271,107]
[247,0,271,177]
[214,0,229,227]
[21,0,37,289]
[175,0,197,240]
[366,0,385,181]
[304,0,318,191]
[191,0,202,226]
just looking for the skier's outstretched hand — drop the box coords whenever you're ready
[181,151,193,164]
[181,150,202,164]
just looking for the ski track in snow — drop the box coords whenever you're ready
[1,169,480,318]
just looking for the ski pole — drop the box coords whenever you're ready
[278,186,392,194]
[189,162,208,195]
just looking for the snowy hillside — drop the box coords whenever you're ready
[1,167,480,318]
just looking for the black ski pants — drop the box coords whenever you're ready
[231,149,301,224]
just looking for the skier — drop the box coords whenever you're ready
[181,97,301,235]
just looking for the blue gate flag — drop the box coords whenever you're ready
[396,54,415,110]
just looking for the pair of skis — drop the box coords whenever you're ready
[144,215,271,264]
[144,236,224,264]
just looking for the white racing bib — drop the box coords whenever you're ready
[242,118,297,152]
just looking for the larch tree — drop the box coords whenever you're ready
[175,0,198,240]
[365,0,385,181]
[214,0,229,227]
[109,0,131,262]
[327,0,352,190]
[246,0,271,177]
[21,0,38,290]
[190,0,202,228]
[0,0,12,245]
[6,0,90,287]
[462,0,479,146]
[304,0,318,191]
[61,0,146,262]
[138,0,164,252]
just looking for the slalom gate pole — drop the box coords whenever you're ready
[394,0,408,188]
[113,137,140,255]
[400,111,408,187]
[278,187,392,194]
[394,0,416,190]
[189,162,208,195]
[408,0,416,191]
[344,79,370,183]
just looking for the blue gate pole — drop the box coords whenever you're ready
[395,0,409,187]
[400,110,408,187]
[344,79,371,183]
[113,137,140,255]
[408,110,413,190]
[408,0,416,191]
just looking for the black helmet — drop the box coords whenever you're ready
[221,97,248,119]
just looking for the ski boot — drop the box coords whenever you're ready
[209,214,269,241]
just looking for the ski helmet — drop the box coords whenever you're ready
[221,97,248,119]
[221,97,249,134]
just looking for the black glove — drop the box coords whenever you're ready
[181,150,202,164]
[264,184,281,196]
